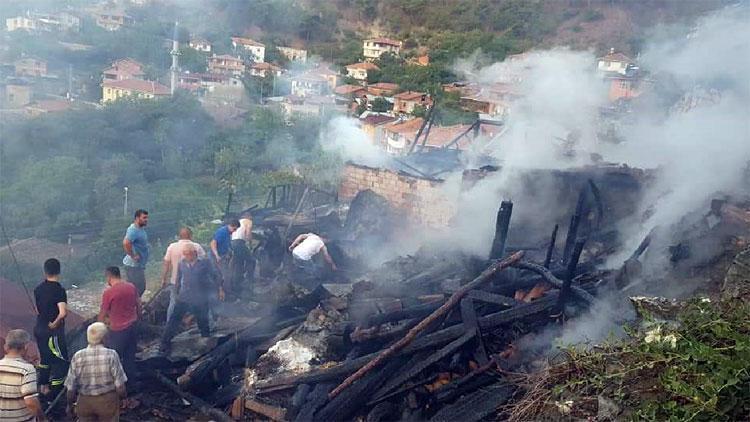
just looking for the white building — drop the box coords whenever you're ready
[231,36,265,63]
[189,37,212,53]
[277,46,307,63]
[363,38,402,61]
[6,16,37,32]
[597,48,634,75]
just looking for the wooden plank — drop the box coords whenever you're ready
[245,399,286,421]
[466,289,517,308]
[429,382,515,422]
[460,298,489,365]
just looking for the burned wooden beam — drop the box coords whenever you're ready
[370,331,476,403]
[256,290,561,394]
[460,298,488,365]
[544,224,559,268]
[293,383,334,422]
[328,251,524,399]
[489,201,513,259]
[563,187,588,265]
[466,289,516,308]
[558,240,586,311]
[429,381,515,422]
[154,372,231,422]
[245,399,287,421]
[366,402,395,422]
[364,299,446,327]
[177,314,305,389]
[315,357,407,422]
[512,261,596,305]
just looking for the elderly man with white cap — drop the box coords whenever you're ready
[65,322,127,421]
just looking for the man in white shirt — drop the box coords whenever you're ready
[228,213,254,300]
[161,227,206,321]
[288,233,337,281]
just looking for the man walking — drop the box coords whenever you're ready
[210,218,239,297]
[98,267,139,384]
[0,330,46,421]
[65,322,127,422]
[33,258,68,398]
[161,227,206,321]
[122,209,150,297]
[159,245,221,354]
[229,213,253,299]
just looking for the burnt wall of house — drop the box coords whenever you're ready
[339,164,455,227]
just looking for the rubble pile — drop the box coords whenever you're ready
[69,174,750,421]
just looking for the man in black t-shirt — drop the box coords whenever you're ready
[33,258,69,398]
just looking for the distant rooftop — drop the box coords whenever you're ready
[102,78,170,95]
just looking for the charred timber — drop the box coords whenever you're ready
[460,298,489,365]
[256,292,558,394]
[328,251,524,399]
[466,289,517,307]
[154,372,231,422]
[365,299,446,327]
[558,240,586,310]
[489,201,513,260]
[512,261,596,305]
[370,331,476,403]
[562,187,588,265]
[429,381,515,422]
[544,224,559,269]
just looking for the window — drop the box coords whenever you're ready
[620,81,628,89]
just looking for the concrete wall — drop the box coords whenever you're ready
[339,163,455,227]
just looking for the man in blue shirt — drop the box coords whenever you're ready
[159,245,221,354]
[122,209,150,297]
[210,218,239,294]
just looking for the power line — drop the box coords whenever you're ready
[0,213,38,315]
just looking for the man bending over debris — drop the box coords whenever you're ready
[159,244,221,354]
[289,233,337,279]
[65,322,127,422]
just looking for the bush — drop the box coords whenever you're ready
[582,9,605,22]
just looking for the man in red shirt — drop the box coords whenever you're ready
[98,266,140,383]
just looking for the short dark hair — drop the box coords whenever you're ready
[105,266,120,278]
[44,258,61,276]
[134,209,148,219]
[227,218,241,228]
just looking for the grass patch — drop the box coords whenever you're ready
[503,298,750,421]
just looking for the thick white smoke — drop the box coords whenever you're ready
[320,116,390,168]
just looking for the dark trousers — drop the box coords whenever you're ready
[106,324,137,382]
[33,324,68,393]
[125,266,146,297]
[161,300,210,348]
[229,240,255,298]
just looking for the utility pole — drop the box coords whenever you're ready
[123,186,128,217]
[170,21,181,95]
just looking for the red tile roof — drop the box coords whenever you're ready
[384,117,424,135]
[335,84,367,95]
[346,62,379,71]
[599,51,633,63]
[26,99,72,113]
[369,82,399,90]
[251,62,282,71]
[360,114,396,126]
[103,78,170,95]
[394,91,429,101]
[365,38,402,47]
[231,36,264,48]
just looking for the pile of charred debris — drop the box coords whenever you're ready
[87,170,749,422]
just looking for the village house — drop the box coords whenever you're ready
[290,72,329,97]
[101,78,170,103]
[280,94,342,119]
[367,82,399,97]
[277,46,308,63]
[597,48,635,75]
[94,10,134,31]
[231,37,266,63]
[359,113,396,145]
[606,74,652,102]
[178,72,242,94]
[102,58,145,81]
[346,62,379,82]
[208,55,246,77]
[393,91,432,115]
[5,16,36,31]
[32,11,81,32]
[1,81,32,108]
[363,38,402,60]
[249,62,283,78]
[407,54,430,67]
[189,37,212,53]
[382,117,424,154]
[334,84,367,100]
[14,57,48,78]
